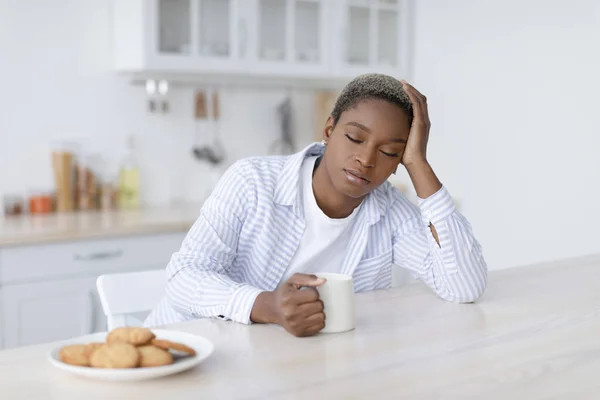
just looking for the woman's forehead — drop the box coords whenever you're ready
[339,99,411,137]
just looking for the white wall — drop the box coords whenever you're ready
[0,0,315,206]
[407,0,600,269]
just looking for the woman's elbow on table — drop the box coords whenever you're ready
[438,282,486,304]
[457,277,487,304]
[456,264,488,303]
[436,259,488,304]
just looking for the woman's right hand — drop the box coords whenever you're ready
[251,273,326,337]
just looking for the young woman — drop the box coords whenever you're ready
[145,74,487,337]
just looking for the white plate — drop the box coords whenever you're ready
[48,329,214,382]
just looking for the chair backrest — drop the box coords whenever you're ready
[96,269,166,330]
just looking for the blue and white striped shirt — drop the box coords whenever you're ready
[145,143,487,327]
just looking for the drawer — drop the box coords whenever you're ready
[0,233,186,285]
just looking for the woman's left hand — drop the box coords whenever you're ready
[401,80,431,167]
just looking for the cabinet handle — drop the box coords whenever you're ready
[74,250,123,261]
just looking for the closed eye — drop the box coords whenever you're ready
[345,133,362,144]
[381,150,400,158]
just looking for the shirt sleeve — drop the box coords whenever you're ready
[164,160,264,324]
[392,185,488,303]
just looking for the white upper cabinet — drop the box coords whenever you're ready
[113,0,411,85]
[114,0,243,73]
[334,0,411,79]
[247,0,330,76]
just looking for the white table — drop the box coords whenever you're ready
[1,257,599,399]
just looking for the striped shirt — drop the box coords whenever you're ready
[145,143,487,327]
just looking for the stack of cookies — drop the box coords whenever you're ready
[58,327,196,369]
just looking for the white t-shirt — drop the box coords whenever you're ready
[279,156,361,286]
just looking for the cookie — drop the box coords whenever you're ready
[90,343,140,369]
[59,344,92,367]
[151,339,196,356]
[106,327,155,346]
[137,345,174,367]
[85,342,104,357]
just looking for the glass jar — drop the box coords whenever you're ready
[3,194,25,216]
[28,191,54,214]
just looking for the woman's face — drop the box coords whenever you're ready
[323,99,411,199]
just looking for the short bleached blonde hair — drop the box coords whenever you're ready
[331,73,413,127]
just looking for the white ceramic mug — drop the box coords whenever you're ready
[315,273,355,333]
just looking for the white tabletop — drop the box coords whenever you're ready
[1,257,599,399]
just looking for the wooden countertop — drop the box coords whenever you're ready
[0,204,202,247]
[0,256,599,399]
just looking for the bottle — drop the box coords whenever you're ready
[118,135,140,210]
[51,141,76,212]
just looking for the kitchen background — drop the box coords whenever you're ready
[0,0,599,349]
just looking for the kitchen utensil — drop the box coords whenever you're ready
[192,89,225,165]
[269,93,295,155]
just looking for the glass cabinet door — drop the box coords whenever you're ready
[198,0,232,57]
[157,0,235,59]
[343,0,403,69]
[256,0,325,65]
[377,0,399,68]
[347,3,370,65]
[258,0,287,61]
[293,0,323,64]
[158,0,192,54]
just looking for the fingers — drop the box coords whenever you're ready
[401,80,430,125]
[290,287,320,305]
[401,81,424,116]
[279,273,328,337]
[291,313,326,337]
[282,307,326,337]
[401,80,426,101]
[304,311,326,326]
[302,321,326,337]
[287,273,326,289]
[296,300,324,317]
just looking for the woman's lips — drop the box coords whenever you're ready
[344,169,370,186]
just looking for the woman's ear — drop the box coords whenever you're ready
[323,116,335,143]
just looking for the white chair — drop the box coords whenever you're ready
[96,269,166,330]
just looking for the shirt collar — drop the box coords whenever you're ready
[273,142,387,223]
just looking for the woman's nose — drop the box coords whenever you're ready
[356,147,376,168]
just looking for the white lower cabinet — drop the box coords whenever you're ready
[0,232,186,349]
[0,277,104,349]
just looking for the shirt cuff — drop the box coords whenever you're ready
[224,284,265,325]
[417,185,456,225]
